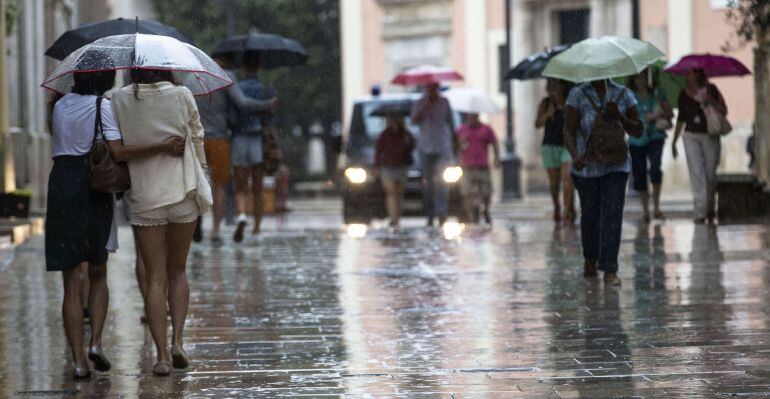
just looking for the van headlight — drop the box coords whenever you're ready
[345,167,367,184]
[442,166,463,183]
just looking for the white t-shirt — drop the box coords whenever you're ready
[51,93,122,157]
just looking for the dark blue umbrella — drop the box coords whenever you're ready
[505,44,572,80]
[45,18,192,60]
[211,32,308,69]
[369,100,413,117]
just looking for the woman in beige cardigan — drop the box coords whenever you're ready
[110,69,212,376]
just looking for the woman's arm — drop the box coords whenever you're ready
[227,83,277,113]
[659,100,674,119]
[107,137,184,162]
[534,99,552,128]
[671,120,685,159]
[622,106,643,138]
[563,106,582,170]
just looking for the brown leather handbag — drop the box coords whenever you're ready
[581,88,629,166]
[89,97,131,193]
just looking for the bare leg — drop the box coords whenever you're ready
[133,229,148,323]
[79,263,89,317]
[211,184,228,237]
[546,168,561,221]
[165,221,196,349]
[62,268,87,369]
[251,166,264,234]
[394,181,405,226]
[233,167,250,242]
[133,225,170,363]
[639,191,650,222]
[87,263,108,348]
[233,167,250,217]
[482,194,492,225]
[383,179,398,226]
[561,163,575,223]
[652,183,663,217]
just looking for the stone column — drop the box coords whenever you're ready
[0,0,14,193]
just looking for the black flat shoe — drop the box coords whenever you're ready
[233,221,247,243]
[171,346,191,369]
[73,366,91,380]
[88,346,111,372]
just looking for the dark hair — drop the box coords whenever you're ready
[692,68,708,87]
[71,70,117,96]
[130,68,178,99]
[243,51,261,71]
[626,69,656,94]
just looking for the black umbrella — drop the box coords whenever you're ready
[505,44,572,80]
[211,32,308,69]
[45,18,192,60]
[369,100,413,117]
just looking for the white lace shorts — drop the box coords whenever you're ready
[129,196,200,226]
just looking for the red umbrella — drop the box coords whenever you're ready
[391,65,464,86]
[664,53,751,77]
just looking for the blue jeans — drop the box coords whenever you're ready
[572,172,629,273]
[629,139,664,192]
[421,153,450,219]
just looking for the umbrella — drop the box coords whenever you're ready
[370,100,413,117]
[391,65,464,86]
[41,33,231,96]
[444,87,500,114]
[505,44,571,80]
[664,53,751,77]
[211,32,308,69]
[45,17,192,60]
[542,36,664,83]
[613,60,685,106]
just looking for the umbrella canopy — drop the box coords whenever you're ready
[45,18,192,60]
[664,53,751,77]
[42,33,231,96]
[505,44,571,80]
[391,65,464,86]
[370,100,413,117]
[613,60,685,106]
[444,87,500,114]
[211,32,308,69]
[542,36,664,83]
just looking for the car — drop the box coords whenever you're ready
[339,92,465,224]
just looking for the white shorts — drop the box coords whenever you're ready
[129,196,200,226]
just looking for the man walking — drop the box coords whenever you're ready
[196,53,276,244]
[411,83,456,227]
[232,52,277,242]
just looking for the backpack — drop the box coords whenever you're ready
[580,87,629,166]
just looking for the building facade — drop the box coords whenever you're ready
[340,0,756,197]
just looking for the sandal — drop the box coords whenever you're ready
[653,210,665,220]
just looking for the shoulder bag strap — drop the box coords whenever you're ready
[580,87,602,111]
[93,96,105,142]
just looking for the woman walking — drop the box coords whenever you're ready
[627,70,674,222]
[671,68,727,224]
[47,63,183,379]
[374,113,415,228]
[111,69,211,376]
[535,78,575,225]
[564,79,643,286]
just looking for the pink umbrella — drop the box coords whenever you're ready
[664,53,751,77]
[391,65,464,86]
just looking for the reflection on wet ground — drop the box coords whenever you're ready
[2,213,770,397]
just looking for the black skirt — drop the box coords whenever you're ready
[45,155,113,272]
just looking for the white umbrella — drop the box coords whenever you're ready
[42,33,232,96]
[444,87,501,114]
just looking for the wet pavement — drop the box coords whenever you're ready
[2,199,770,397]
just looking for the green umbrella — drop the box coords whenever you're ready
[613,60,685,106]
[542,36,664,83]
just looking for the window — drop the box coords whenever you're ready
[558,9,590,45]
